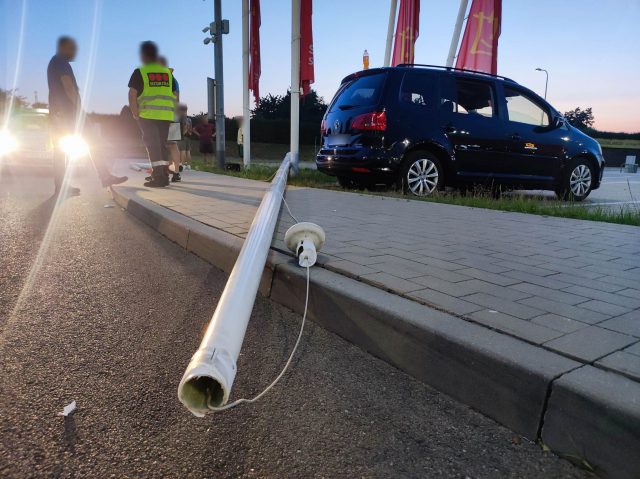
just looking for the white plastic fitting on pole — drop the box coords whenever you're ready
[242,0,251,168]
[178,155,291,417]
[290,0,301,175]
[284,222,325,268]
[384,0,398,67]
[446,0,469,68]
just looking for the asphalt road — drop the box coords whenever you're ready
[0,167,592,478]
[513,168,640,208]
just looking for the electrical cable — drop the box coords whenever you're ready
[206,265,310,412]
[280,191,300,223]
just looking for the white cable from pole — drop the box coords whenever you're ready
[281,191,300,223]
[206,265,310,412]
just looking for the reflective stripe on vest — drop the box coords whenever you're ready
[137,64,176,121]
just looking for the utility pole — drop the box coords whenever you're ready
[213,0,226,168]
[290,0,300,175]
[446,0,469,68]
[384,0,398,67]
[242,0,251,168]
[203,0,229,169]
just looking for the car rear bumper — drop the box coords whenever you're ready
[316,147,396,178]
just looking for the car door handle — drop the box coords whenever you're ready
[509,133,521,140]
[443,124,456,133]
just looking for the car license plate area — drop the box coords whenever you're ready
[326,134,350,147]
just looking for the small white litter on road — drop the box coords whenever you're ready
[59,400,76,417]
[104,204,114,208]
[129,162,151,172]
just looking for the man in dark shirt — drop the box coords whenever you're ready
[193,118,216,165]
[47,36,126,194]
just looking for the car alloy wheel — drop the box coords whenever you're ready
[569,164,592,197]
[407,158,439,196]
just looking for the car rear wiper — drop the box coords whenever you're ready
[338,104,359,110]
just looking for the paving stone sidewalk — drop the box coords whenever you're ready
[114,165,640,382]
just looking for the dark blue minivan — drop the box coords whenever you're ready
[316,65,604,200]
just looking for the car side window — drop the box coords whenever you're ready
[400,72,432,107]
[504,86,550,127]
[441,78,496,119]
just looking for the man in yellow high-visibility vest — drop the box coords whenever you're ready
[128,41,177,187]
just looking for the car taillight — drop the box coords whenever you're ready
[351,111,386,131]
[320,119,327,136]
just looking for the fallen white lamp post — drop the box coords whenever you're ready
[178,155,326,417]
[178,155,291,415]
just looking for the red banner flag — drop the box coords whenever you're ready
[300,0,314,96]
[455,0,501,75]
[249,0,261,104]
[391,0,420,66]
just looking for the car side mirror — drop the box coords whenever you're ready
[551,115,564,129]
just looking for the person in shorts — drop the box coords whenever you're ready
[236,116,244,159]
[177,104,192,169]
[193,117,215,165]
[159,56,181,182]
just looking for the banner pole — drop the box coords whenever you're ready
[446,0,469,68]
[384,0,397,67]
[290,0,301,175]
[242,0,251,168]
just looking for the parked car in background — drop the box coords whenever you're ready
[317,65,605,201]
[0,109,53,165]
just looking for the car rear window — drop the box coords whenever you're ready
[329,73,386,112]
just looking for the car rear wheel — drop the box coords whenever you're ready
[556,160,594,201]
[400,151,443,196]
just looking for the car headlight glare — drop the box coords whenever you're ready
[0,130,18,156]
[59,135,90,159]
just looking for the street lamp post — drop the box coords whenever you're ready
[535,67,549,100]
[446,0,469,68]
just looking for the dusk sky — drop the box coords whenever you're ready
[1,0,639,132]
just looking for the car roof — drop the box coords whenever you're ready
[341,64,518,85]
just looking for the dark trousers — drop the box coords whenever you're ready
[137,118,170,180]
[51,112,109,191]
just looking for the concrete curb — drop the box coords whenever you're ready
[112,186,640,478]
[270,262,580,439]
[542,366,640,479]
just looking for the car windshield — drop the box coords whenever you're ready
[329,72,386,112]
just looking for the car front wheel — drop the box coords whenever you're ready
[400,152,443,197]
[556,160,594,201]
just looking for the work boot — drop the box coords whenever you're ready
[145,165,170,188]
[144,177,169,188]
